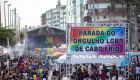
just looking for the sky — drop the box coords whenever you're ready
[1,0,67,28]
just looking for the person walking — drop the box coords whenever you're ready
[45,60,50,70]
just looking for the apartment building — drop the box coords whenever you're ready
[46,0,66,29]
[83,0,129,23]
[41,13,46,25]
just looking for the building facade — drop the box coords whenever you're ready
[83,0,129,23]
[41,13,46,25]
[46,0,66,29]
[76,0,84,23]
[67,0,77,23]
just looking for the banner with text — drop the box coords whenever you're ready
[71,27,125,55]
[47,48,66,55]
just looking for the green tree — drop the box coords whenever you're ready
[0,23,16,47]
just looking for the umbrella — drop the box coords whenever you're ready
[57,52,63,56]
[52,52,63,57]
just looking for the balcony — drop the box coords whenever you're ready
[96,20,128,23]
[72,0,76,2]
[95,8,130,16]
[54,24,59,26]
[53,9,60,13]
[95,0,110,3]
[84,0,93,5]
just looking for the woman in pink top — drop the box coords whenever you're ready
[101,71,106,80]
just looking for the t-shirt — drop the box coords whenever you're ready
[99,65,103,74]
[43,71,46,78]
[32,64,37,70]
[81,68,84,73]
[23,73,28,78]
[39,68,43,76]
[45,62,50,68]
[33,75,36,79]
[53,71,57,76]
[7,61,10,66]
[88,65,91,71]
[21,63,24,68]
[31,71,34,75]
[62,77,69,80]
[35,78,39,80]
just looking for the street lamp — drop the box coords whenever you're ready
[16,14,18,30]
[12,10,15,29]
[19,18,21,43]
[18,17,21,31]
[10,10,12,29]
[8,4,11,29]
[4,1,8,28]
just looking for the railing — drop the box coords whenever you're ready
[53,9,59,13]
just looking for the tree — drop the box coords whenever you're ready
[0,23,16,47]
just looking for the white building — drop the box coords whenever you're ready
[46,0,66,29]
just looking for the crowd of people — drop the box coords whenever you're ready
[51,63,139,80]
[1,51,140,80]
[0,54,51,80]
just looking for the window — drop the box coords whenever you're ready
[97,4,99,8]
[97,17,99,20]
[103,16,106,18]
[98,9,103,12]
[88,4,90,9]
[91,4,93,9]
[80,0,83,4]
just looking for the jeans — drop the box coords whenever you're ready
[135,74,139,79]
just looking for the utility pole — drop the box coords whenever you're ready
[92,0,95,23]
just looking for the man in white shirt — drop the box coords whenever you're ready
[88,64,91,71]
[99,64,103,76]
[7,59,10,68]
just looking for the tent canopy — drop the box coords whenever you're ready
[58,54,122,66]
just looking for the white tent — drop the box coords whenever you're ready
[57,54,122,77]
[58,54,122,65]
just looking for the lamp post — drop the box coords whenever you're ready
[16,14,18,42]
[4,1,8,28]
[12,10,15,29]
[19,17,21,43]
[16,14,18,29]
[14,8,17,43]
[8,4,11,29]
[10,10,11,28]
[19,17,21,31]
